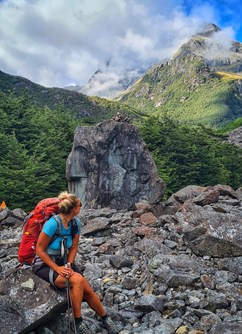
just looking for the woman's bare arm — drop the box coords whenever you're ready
[36,232,69,277]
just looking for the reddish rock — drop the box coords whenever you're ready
[138,212,158,225]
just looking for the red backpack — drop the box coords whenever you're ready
[18,198,61,265]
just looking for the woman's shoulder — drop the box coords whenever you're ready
[73,217,81,227]
[42,216,59,232]
[46,215,59,225]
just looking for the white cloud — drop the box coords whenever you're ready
[0,0,238,96]
[200,27,236,62]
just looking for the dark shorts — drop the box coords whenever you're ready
[32,256,82,284]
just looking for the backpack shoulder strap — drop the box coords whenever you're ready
[70,218,79,238]
[53,214,62,235]
[48,214,62,245]
[51,215,78,240]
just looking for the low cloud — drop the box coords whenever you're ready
[0,0,238,96]
[200,28,236,61]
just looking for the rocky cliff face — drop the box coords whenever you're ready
[1,184,242,334]
[228,126,242,149]
[66,116,166,210]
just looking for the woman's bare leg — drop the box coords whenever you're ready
[55,273,85,318]
[82,276,106,316]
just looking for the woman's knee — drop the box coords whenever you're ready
[70,272,84,286]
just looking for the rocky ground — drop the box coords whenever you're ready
[1,184,242,334]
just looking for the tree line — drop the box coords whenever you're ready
[140,115,242,197]
[0,92,241,211]
[0,92,78,211]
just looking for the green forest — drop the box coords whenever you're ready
[0,92,79,210]
[140,116,242,197]
[0,91,242,212]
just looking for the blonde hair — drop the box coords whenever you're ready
[58,191,81,214]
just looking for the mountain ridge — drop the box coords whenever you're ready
[0,69,142,123]
[118,24,242,127]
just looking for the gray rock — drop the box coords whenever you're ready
[210,321,242,334]
[236,187,242,199]
[122,277,137,290]
[0,208,11,222]
[66,120,166,210]
[0,215,23,227]
[0,296,28,334]
[190,235,242,257]
[217,257,242,275]
[213,184,238,199]
[141,313,183,333]
[134,295,165,312]
[110,255,134,269]
[81,217,111,235]
[176,200,242,257]
[1,183,242,333]
[167,272,200,288]
[173,185,206,203]
[199,312,222,331]
[228,126,242,149]
[0,269,67,334]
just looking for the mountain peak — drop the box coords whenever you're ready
[172,22,242,66]
[196,23,221,37]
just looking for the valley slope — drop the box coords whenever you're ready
[118,24,242,127]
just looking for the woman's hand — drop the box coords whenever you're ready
[56,265,74,278]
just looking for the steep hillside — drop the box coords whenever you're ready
[1,89,241,211]
[0,70,141,123]
[119,24,242,127]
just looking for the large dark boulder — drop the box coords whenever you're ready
[66,118,166,210]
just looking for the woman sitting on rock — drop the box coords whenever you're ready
[32,191,118,334]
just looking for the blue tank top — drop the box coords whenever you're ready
[42,216,81,254]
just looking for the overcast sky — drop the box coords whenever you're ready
[0,0,241,95]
